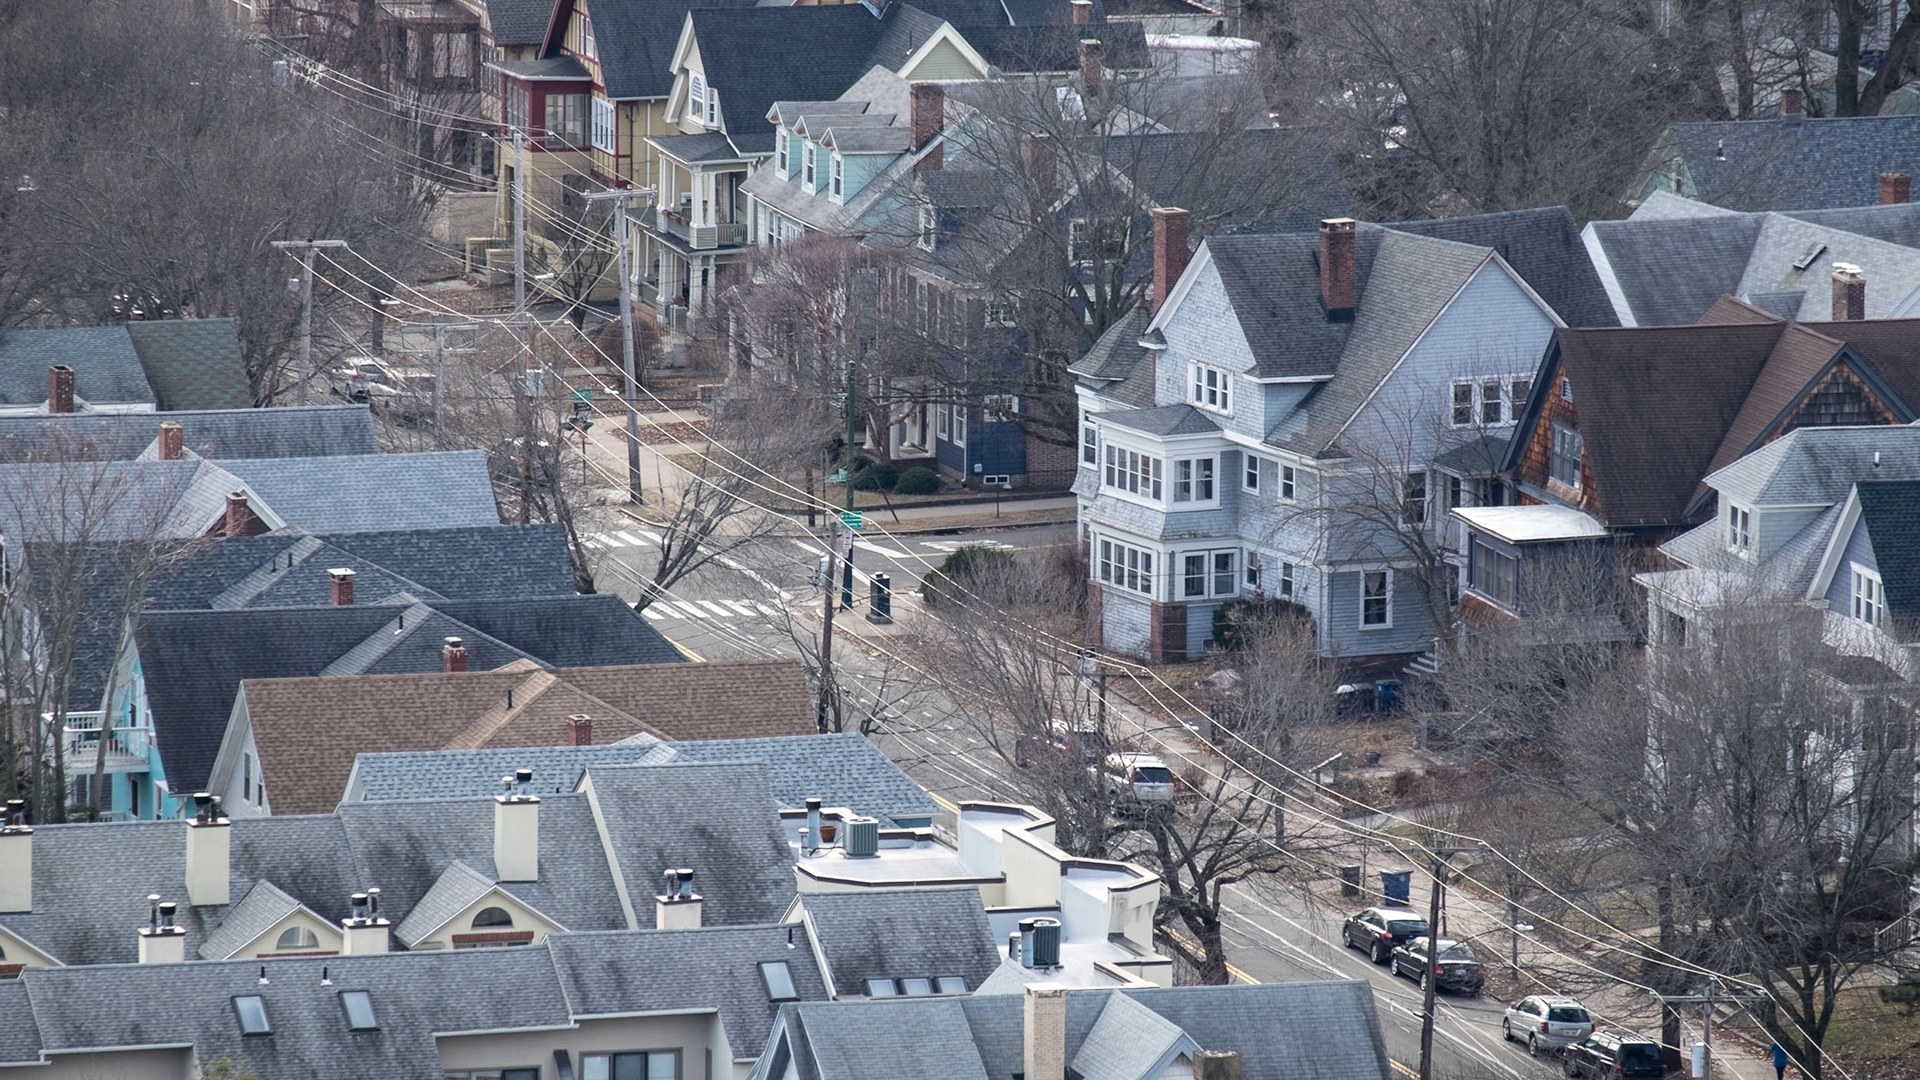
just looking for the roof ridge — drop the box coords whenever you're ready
[206,535,327,609]
[442,669,561,751]
[317,601,439,676]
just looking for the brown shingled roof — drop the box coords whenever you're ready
[238,659,812,815]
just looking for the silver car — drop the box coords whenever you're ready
[1503,995,1594,1057]
[1099,753,1176,808]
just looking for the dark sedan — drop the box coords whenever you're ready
[1389,936,1485,995]
[1341,907,1430,965]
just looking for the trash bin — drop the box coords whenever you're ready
[1379,868,1414,906]
[1375,680,1402,712]
[1339,865,1362,898]
[867,573,892,624]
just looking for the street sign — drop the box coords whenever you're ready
[839,510,864,531]
[568,388,593,431]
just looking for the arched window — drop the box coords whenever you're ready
[275,926,318,950]
[471,906,514,930]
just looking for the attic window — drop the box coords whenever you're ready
[760,961,799,1002]
[472,907,515,929]
[233,995,271,1036]
[340,990,378,1031]
[275,926,319,951]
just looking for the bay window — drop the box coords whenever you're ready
[1180,550,1237,599]
[1103,445,1162,499]
[1172,457,1215,503]
[590,97,616,154]
[1098,539,1156,596]
[543,92,587,148]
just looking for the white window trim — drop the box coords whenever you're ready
[917,204,936,251]
[1360,569,1393,629]
[1097,536,1158,598]
[1179,548,1239,600]
[937,403,950,440]
[1190,362,1232,415]
[1279,463,1297,502]
[1243,454,1261,494]
[590,96,616,154]
[1170,455,1218,507]
[776,133,790,178]
[951,401,967,447]
[1850,564,1884,627]
[1726,503,1752,555]
[579,13,597,59]
[829,153,844,200]
[1082,419,1098,466]
[1449,374,1532,428]
[687,73,706,126]
[1100,442,1164,505]
[984,394,1019,422]
[801,142,817,192]
[1549,423,1582,490]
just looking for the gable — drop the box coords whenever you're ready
[902,35,986,81]
[1157,254,1257,383]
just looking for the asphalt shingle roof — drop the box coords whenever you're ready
[0,326,154,406]
[393,859,503,947]
[123,319,253,410]
[1853,479,1920,635]
[685,5,901,156]
[1093,403,1219,437]
[214,449,500,532]
[198,879,306,960]
[485,0,557,47]
[1662,114,1920,210]
[592,0,761,100]
[795,888,1001,995]
[1703,423,1920,507]
[548,925,831,1057]
[1387,207,1617,328]
[0,405,378,462]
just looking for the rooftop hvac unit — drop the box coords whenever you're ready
[844,817,880,857]
[1031,918,1062,967]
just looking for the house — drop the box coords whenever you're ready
[0,320,252,414]
[342,731,946,826]
[1583,189,1920,325]
[639,4,998,323]
[0,404,379,463]
[748,980,1395,1080]
[1073,208,1611,662]
[1627,89,1920,210]
[1638,425,1920,679]
[111,594,679,820]
[1500,297,1920,543]
[783,887,1004,999]
[0,759,802,971]
[211,657,815,815]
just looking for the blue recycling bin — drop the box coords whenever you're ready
[1375,680,1403,712]
[1379,868,1414,906]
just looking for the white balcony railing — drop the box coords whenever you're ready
[61,713,150,769]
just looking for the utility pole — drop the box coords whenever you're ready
[841,355,858,610]
[583,186,657,506]
[429,322,478,449]
[271,239,348,405]
[1409,842,1487,1080]
[816,529,853,733]
[518,316,538,525]
[512,128,528,316]
[1650,977,1770,1080]
[510,128,534,526]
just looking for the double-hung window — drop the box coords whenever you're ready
[1172,457,1215,503]
[1243,455,1261,494]
[1181,550,1237,598]
[590,97,616,154]
[1549,424,1582,489]
[1726,504,1751,554]
[583,1051,680,1080]
[1851,566,1884,627]
[776,134,790,177]
[1276,560,1296,598]
[1098,539,1155,596]
[1082,418,1098,465]
[1404,471,1427,524]
[1361,570,1391,627]
[1451,376,1532,427]
[952,401,967,446]
[1280,464,1297,501]
[1469,538,1517,609]
[579,14,596,59]
[936,400,950,440]
[830,153,843,199]
[1191,363,1231,413]
[802,143,816,189]
[1103,445,1162,499]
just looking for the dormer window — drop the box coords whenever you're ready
[1726,503,1752,554]
[1851,565,1884,627]
[776,134,789,178]
[688,73,706,126]
[705,87,718,128]
[802,143,816,189]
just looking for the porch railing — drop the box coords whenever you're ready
[61,713,150,767]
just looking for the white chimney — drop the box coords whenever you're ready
[0,799,31,913]
[1024,983,1068,1080]
[494,768,540,882]
[655,868,703,930]
[185,793,231,907]
[137,897,187,964]
[340,889,390,955]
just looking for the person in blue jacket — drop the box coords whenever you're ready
[1770,1040,1790,1080]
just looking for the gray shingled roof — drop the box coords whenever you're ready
[123,319,252,410]
[1662,114,1920,211]
[1071,991,1187,1080]
[1703,425,1920,507]
[548,925,832,1057]
[1386,206,1617,329]
[590,0,761,100]
[0,405,378,462]
[215,450,500,532]
[393,859,506,947]
[582,762,797,927]
[795,888,1001,995]
[347,739,676,802]
[1853,480,1920,636]
[1093,403,1219,437]
[198,879,307,960]
[0,326,154,406]
[485,0,556,47]
[764,980,1393,1080]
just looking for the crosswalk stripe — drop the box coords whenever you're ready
[670,600,708,620]
[640,606,666,620]
[725,600,758,616]
[755,602,781,617]
[696,600,732,617]
[854,539,910,558]
[613,531,649,547]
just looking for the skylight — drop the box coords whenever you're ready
[233,995,271,1036]
[935,976,967,995]
[900,978,934,997]
[760,961,799,1002]
[864,978,899,997]
[340,990,378,1031]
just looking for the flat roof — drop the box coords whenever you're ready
[1453,504,1608,543]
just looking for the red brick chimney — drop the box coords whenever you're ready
[48,366,74,414]
[567,714,593,747]
[328,568,355,606]
[1831,263,1865,320]
[156,422,184,461]
[1071,0,1091,23]
[1151,207,1190,315]
[1780,88,1803,120]
[1319,218,1357,319]
[1880,172,1911,205]
[442,636,468,673]
[1079,40,1103,88]
[910,84,943,172]
[224,492,251,538]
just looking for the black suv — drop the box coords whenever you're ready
[1341,907,1430,965]
[1388,936,1485,995]
[1564,1033,1667,1079]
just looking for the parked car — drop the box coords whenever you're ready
[1013,722,1107,770]
[1097,753,1176,809]
[1504,995,1594,1057]
[1388,936,1484,995]
[1341,907,1430,965]
[365,365,435,421]
[330,357,394,402]
[1563,1032,1666,1079]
